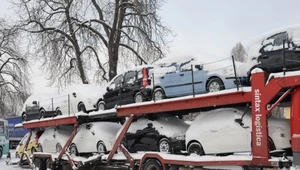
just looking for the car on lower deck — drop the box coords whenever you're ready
[69,121,122,156]
[96,65,154,110]
[149,56,248,101]
[16,131,42,159]
[186,107,291,156]
[119,114,190,154]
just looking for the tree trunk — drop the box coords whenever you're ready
[108,45,119,80]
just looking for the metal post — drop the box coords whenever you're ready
[51,98,53,112]
[152,72,155,102]
[283,39,286,76]
[191,65,195,97]
[68,94,70,115]
[231,55,239,91]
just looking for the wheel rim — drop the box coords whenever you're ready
[56,110,62,115]
[97,143,105,154]
[159,140,169,153]
[38,144,43,152]
[135,94,143,103]
[190,147,200,155]
[70,145,77,155]
[208,81,221,92]
[56,143,62,153]
[98,103,105,111]
[40,110,45,119]
[154,91,163,101]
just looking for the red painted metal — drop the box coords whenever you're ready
[107,115,134,161]
[58,123,78,161]
[267,88,292,113]
[118,91,252,116]
[119,145,135,168]
[291,88,300,152]
[23,116,78,129]
[20,129,32,166]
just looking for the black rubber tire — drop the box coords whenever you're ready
[39,109,46,119]
[31,147,37,154]
[0,147,3,159]
[188,142,205,156]
[206,78,225,92]
[153,88,166,101]
[134,92,145,103]
[142,159,163,170]
[158,138,170,153]
[22,113,27,121]
[70,144,78,156]
[77,103,87,113]
[97,101,106,111]
[55,108,62,116]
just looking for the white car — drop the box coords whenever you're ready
[69,122,122,156]
[21,93,58,121]
[38,126,74,153]
[186,108,291,156]
[53,84,106,115]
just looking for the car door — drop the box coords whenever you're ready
[42,127,57,153]
[122,71,138,104]
[259,32,290,71]
[155,62,178,97]
[104,75,123,109]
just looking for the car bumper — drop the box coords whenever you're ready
[170,139,186,153]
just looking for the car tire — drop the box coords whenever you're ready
[39,109,46,119]
[134,92,145,103]
[158,138,170,153]
[206,78,225,92]
[142,159,163,170]
[31,147,37,154]
[22,113,27,122]
[188,142,205,156]
[97,141,107,155]
[153,88,166,101]
[70,144,78,156]
[38,144,43,152]
[55,108,62,116]
[97,101,106,111]
[77,103,87,113]
[0,147,2,159]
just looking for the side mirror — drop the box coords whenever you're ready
[195,65,202,70]
[234,118,244,126]
[32,101,37,105]
[72,92,76,98]
[106,87,111,92]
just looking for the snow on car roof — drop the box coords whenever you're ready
[61,84,106,98]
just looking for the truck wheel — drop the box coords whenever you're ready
[142,159,162,170]
[134,92,145,103]
[0,147,3,159]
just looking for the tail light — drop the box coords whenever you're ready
[142,68,148,88]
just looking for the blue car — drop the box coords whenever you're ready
[149,56,248,101]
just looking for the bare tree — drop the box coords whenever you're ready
[0,20,29,117]
[231,42,247,62]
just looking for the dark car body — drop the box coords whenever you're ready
[247,26,300,78]
[98,65,154,110]
[119,114,189,154]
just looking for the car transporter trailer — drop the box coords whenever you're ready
[6,70,300,170]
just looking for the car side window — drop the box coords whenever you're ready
[114,75,123,89]
[261,32,289,52]
[180,60,193,72]
[124,71,137,84]
[165,62,177,74]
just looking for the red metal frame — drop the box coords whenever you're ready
[291,88,300,153]
[23,116,78,129]
[19,129,33,166]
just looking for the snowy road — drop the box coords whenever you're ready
[0,150,32,170]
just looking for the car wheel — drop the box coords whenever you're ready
[153,88,165,101]
[158,138,170,153]
[56,143,62,153]
[70,144,78,156]
[188,142,205,156]
[134,92,145,103]
[39,109,46,119]
[31,147,37,154]
[22,113,27,121]
[38,144,43,152]
[55,108,62,116]
[97,141,107,155]
[142,159,163,170]
[77,103,87,113]
[97,101,106,111]
[206,78,225,92]
[0,147,2,159]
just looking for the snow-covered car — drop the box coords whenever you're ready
[186,107,291,156]
[97,65,154,110]
[149,56,248,101]
[15,131,42,158]
[119,114,190,154]
[53,84,106,115]
[69,121,122,156]
[21,93,58,121]
[38,125,74,153]
[246,24,300,81]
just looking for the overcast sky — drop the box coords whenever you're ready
[1,0,300,93]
